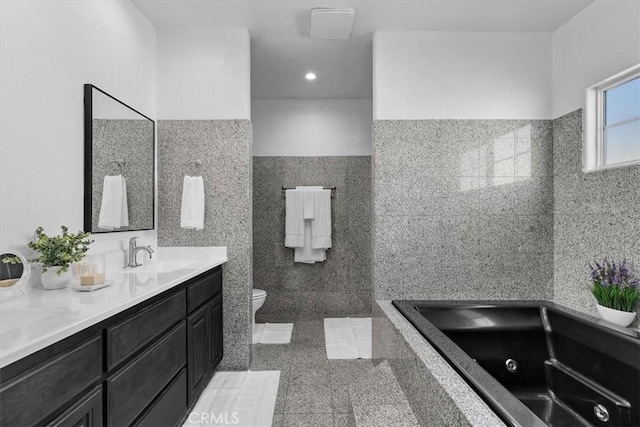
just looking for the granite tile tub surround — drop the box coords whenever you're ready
[158,120,253,369]
[372,119,554,301]
[253,156,372,322]
[373,300,505,427]
[553,109,640,328]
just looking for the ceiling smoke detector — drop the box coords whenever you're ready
[310,8,355,40]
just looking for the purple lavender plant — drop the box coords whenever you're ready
[590,259,640,312]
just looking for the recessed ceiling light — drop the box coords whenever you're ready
[305,72,317,81]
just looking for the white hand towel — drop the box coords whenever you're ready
[180,176,205,230]
[294,220,326,263]
[98,175,129,230]
[311,189,332,249]
[285,189,305,248]
[300,187,320,220]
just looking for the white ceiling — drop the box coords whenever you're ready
[133,0,594,99]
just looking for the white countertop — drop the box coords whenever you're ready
[0,247,227,369]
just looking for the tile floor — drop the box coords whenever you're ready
[251,319,419,427]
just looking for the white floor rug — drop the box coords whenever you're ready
[324,317,372,359]
[183,371,280,427]
[253,323,293,344]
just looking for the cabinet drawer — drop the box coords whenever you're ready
[0,336,102,426]
[136,369,187,427]
[48,385,103,427]
[107,290,185,369]
[187,268,222,313]
[107,322,186,427]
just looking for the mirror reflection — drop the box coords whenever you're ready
[84,84,155,233]
[0,251,29,291]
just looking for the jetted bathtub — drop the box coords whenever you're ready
[392,300,640,427]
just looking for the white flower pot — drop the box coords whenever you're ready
[41,266,73,290]
[596,304,637,327]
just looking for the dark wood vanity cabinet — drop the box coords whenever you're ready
[106,290,186,370]
[0,266,223,427]
[210,294,224,368]
[186,268,223,403]
[107,322,187,426]
[187,303,211,402]
[48,386,103,427]
[0,336,102,426]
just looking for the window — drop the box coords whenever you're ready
[584,64,640,172]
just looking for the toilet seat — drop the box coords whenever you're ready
[252,289,266,300]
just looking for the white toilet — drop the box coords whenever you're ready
[252,289,267,330]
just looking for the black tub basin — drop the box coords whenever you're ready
[392,300,640,427]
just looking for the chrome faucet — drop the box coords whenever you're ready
[127,237,154,268]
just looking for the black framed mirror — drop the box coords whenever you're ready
[84,84,155,233]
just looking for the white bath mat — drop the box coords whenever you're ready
[183,370,280,427]
[324,317,372,359]
[253,323,294,344]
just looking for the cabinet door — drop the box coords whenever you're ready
[209,294,223,369]
[48,386,103,427]
[187,303,210,403]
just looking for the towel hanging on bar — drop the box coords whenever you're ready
[285,186,332,264]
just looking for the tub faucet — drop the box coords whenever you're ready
[127,237,154,268]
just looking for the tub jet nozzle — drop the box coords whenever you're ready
[505,359,518,373]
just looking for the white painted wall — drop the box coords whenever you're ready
[552,0,640,118]
[252,99,372,156]
[0,1,156,264]
[373,31,552,120]
[156,28,251,120]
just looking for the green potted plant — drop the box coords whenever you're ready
[590,259,640,327]
[28,226,93,290]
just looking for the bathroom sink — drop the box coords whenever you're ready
[0,308,68,333]
[123,260,197,274]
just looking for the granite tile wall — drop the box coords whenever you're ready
[372,120,555,300]
[553,109,640,327]
[253,156,372,321]
[158,120,253,370]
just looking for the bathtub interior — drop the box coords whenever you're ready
[396,301,640,427]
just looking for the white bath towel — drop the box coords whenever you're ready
[295,186,325,220]
[181,176,205,230]
[311,189,332,249]
[285,189,305,248]
[294,220,326,263]
[98,175,129,230]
